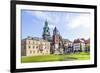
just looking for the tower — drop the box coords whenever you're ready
[52,27,63,54]
[42,20,51,41]
[53,27,60,46]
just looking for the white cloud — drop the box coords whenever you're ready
[26,11,58,25]
[27,11,48,20]
[26,10,90,30]
[68,13,90,29]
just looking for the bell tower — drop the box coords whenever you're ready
[42,20,51,41]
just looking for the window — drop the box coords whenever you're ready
[40,51,42,53]
[29,46,30,48]
[29,41,30,44]
[37,50,39,53]
[30,50,32,53]
[36,46,38,48]
[33,51,35,53]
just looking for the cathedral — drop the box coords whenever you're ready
[42,20,64,55]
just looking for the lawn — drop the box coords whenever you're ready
[21,52,90,63]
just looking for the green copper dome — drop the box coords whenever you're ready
[42,20,51,41]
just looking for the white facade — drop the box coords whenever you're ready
[73,39,85,52]
[73,43,80,52]
[21,37,50,56]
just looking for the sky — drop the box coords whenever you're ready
[21,10,90,41]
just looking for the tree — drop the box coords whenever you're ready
[85,44,90,52]
[80,43,82,52]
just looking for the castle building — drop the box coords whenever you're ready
[21,36,50,56]
[21,20,78,56]
[63,39,73,54]
[73,39,85,52]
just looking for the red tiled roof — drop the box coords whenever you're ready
[73,39,84,43]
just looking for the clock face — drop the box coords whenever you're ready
[56,39,58,42]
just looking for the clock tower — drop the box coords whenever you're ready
[42,20,51,41]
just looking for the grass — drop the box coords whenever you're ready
[21,52,90,63]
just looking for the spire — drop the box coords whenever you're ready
[54,27,57,31]
[45,20,48,27]
[53,27,59,35]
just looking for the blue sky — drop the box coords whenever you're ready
[21,10,90,41]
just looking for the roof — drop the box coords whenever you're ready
[23,36,49,42]
[63,39,72,43]
[85,39,90,44]
[73,39,85,43]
